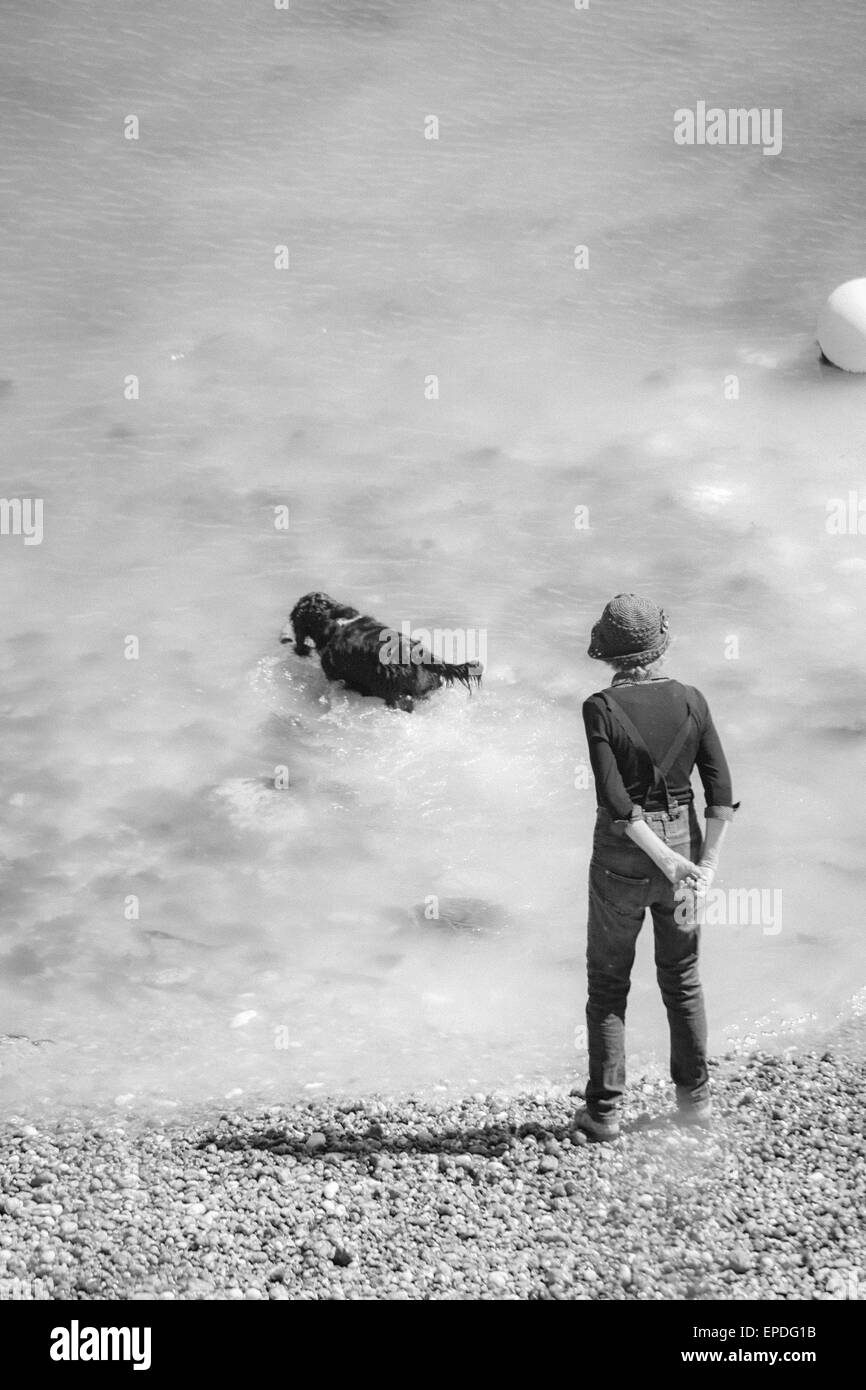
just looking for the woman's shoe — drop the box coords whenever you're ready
[676,1099,713,1127]
[573,1108,621,1142]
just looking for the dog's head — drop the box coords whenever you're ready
[281,591,359,651]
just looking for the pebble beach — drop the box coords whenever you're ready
[1,1038,863,1302]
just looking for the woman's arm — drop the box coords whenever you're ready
[625,818,701,885]
[696,817,729,888]
[582,697,641,824]
[693,692,738,818]
[692,689,737,886]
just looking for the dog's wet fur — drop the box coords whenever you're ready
[281,592,483,712]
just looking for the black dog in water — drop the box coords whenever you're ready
[281,592,483,712]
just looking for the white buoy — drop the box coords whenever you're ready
[818,278,866,372]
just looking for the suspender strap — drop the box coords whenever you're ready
[599,691,694,815]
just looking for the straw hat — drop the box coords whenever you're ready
[587,593,671,663]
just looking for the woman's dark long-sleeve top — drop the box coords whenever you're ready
[582,678,737,829]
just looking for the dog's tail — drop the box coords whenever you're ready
[430,660,483,694]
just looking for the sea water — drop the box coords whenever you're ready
[1,0,865,1114]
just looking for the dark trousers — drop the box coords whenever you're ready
[585,806,709,1118]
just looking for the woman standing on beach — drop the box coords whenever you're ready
[575,594,737,1143]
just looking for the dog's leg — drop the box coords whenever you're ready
[386,693,415,713]
[279,619,311,656]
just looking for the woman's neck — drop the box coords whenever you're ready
[611,673,669,687]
